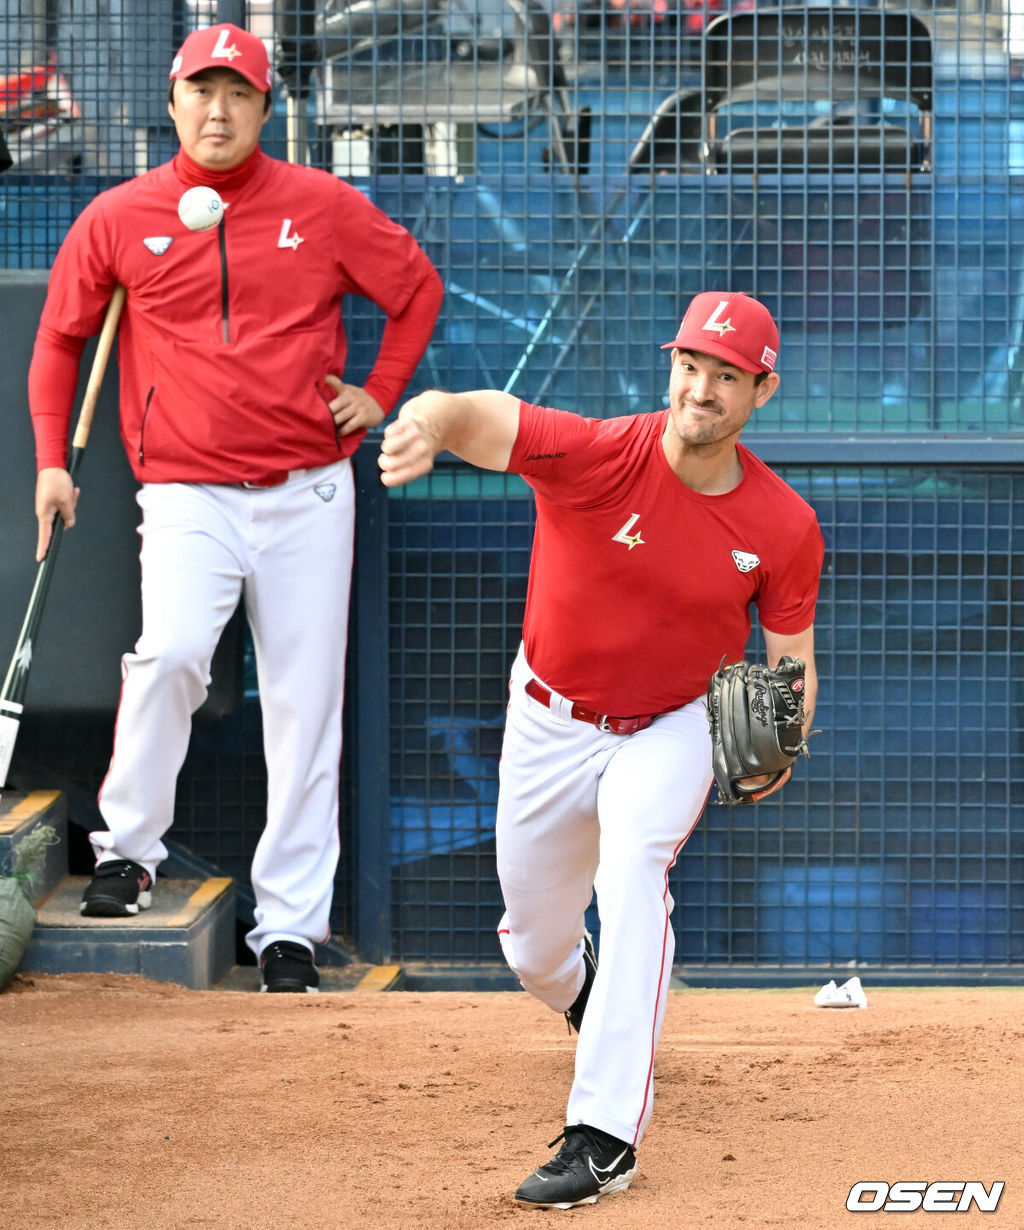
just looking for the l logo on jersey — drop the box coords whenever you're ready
[612,514,645,550]
[278,219,304,250]
[732,549,760,573]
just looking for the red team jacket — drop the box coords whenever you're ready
[30,149,442,485]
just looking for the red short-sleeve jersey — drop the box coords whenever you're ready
[508,402,824,715]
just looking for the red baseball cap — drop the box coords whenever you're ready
[169,23,273,94]
[661,291,779,373]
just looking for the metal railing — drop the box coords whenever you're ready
[2,0,1021,969]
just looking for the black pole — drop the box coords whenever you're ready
[349,445,393,964]
[216,0,247,27]
[275,0,320,100]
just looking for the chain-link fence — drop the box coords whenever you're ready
[2,1,1022,969]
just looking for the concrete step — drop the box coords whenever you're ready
[0,789,69,903]
[212,962,402,993]
[21,874,236,990]
[4,787,372,993]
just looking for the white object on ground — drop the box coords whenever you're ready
[814,975,868,1009]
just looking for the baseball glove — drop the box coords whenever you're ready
[706,656,812,805]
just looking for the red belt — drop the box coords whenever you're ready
[524,678,656,736]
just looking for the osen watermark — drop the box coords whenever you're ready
[847,1181,1004,1213]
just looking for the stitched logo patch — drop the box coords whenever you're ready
[278,219,304,250]
[612,513,645,550]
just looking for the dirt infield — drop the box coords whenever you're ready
[1,975,1021,1228]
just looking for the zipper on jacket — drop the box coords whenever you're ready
[138,386,155,465]
[218,215,230,344]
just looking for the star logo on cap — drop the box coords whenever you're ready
[700,300,739,339]
[706,316,736,337]
[211,29,242,61]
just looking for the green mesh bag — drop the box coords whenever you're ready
[0,825,58,990]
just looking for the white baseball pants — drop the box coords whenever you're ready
[496,646,713,1148]
[92,461,354,957]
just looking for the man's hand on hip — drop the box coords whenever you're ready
[325,374,384,437]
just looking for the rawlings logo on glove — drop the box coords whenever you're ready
[706,656,813,805]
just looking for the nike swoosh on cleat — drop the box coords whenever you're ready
[588,1149,629,1184]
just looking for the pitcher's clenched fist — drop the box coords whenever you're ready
[379,389,520,487]
[378,413,439,487]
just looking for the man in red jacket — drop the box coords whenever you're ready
[28,23,443,990]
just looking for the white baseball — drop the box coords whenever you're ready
[177,186,224,232]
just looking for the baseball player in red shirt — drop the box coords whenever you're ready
[379,291,824,1207]
[27,24,442,991]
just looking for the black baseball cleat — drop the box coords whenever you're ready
[260,941,320,993]
[565,931,598,1034]
[80,859,153,916]
[514,1124,637,1209]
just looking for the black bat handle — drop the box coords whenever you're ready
[0,286,124,789]
[1,517,67,709]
